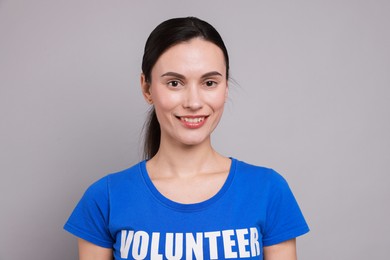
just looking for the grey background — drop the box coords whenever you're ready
[1,0,389,259]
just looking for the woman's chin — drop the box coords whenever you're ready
[176,135,211,148]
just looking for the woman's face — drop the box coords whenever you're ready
[141,37,228,147]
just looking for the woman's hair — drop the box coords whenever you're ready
[141,16,230,159]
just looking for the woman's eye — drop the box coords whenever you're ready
[205,81,216,87]
[168,81,179,87]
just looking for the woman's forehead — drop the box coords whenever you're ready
[152,38,226,77]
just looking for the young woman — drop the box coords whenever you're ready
[64,17,309,260]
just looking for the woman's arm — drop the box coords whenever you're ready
[263,239,297,260]
[78,239,113,260]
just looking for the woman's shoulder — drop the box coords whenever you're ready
[232,158,288,186]
[85,160,146,194]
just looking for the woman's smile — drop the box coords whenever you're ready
[177,115,209,129]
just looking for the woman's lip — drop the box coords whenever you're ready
[176,115,209,129]
[175,115,209,119]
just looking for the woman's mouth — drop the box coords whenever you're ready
[177,116,208,128]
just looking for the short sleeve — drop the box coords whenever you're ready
[262,170,309,246]
[63,176,113,248]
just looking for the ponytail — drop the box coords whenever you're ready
[143,107,160,159]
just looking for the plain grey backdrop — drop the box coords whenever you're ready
[1,0,389,259]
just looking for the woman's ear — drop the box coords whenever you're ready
[141,73,153,104]
[224,83,229,103]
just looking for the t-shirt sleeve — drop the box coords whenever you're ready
[262,170,310,246]
[63,176,113,248]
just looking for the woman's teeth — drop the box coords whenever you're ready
[181,117,205,123]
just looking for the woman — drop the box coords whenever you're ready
[64,17,309,259]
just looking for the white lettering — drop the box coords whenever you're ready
[250,227,260,257]
[222,230,238,258]
[165,233,183,260]
[150,232,163,260]
[120,230,134,259]
[236,228,250,258]
[132,231,149,259]
[119,227,261,259]
[204,231,221,259]
[186,232,203,260]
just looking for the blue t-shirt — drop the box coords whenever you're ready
[64,158,309,259]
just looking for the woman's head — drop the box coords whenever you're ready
[142,17,229,83]
[141,17,230,159]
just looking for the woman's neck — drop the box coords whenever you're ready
[147,139,228,179]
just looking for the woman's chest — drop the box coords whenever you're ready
[108,195,266,259]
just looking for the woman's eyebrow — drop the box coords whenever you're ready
[161,71,223,79]
[201,71,223,78]
[161,72,185,79]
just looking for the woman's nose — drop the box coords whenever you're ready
[183,85,203,110]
